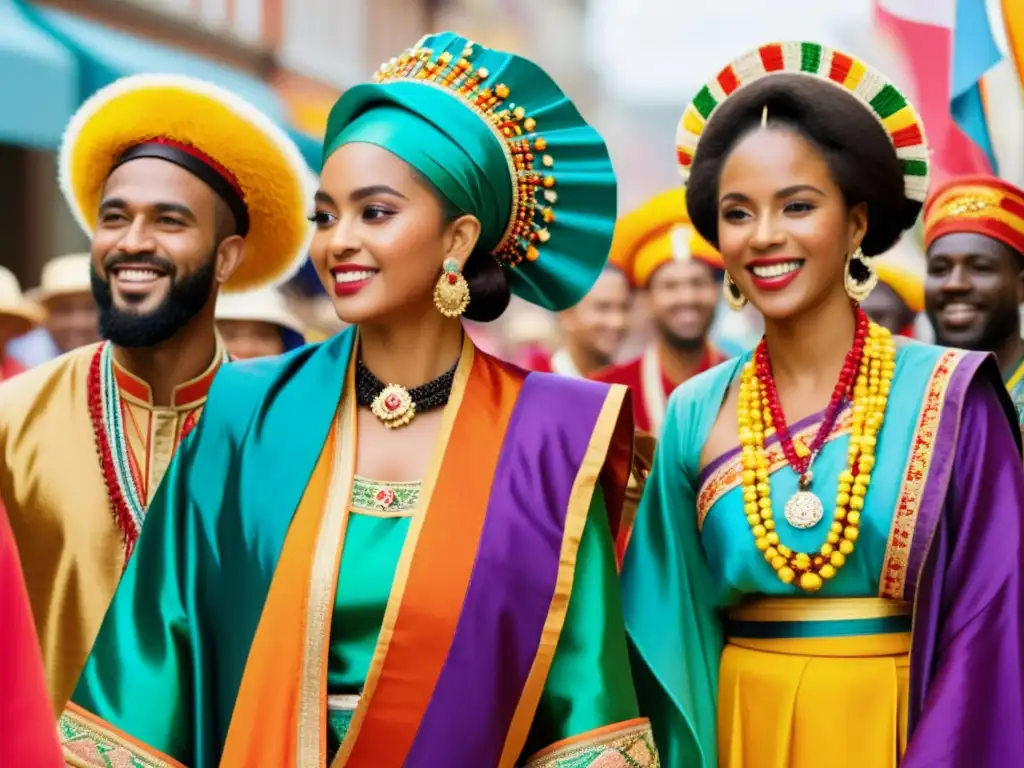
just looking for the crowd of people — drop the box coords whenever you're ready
[1,32,1023,768]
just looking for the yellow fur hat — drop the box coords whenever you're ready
[58,74,315,293]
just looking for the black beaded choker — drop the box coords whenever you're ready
[355,357,458,429]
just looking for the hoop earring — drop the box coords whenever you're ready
[723,271,748,311]
[844,247,878,303]
[434,257,470,318]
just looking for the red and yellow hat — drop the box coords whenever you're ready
[609,189,723,288]
[58,74,315,293]
[923,175,1024,258]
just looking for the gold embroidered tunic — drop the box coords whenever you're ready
[0,341,223,711]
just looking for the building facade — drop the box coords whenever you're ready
[0,0,436,287]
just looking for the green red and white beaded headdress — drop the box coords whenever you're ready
[676,41,930,204]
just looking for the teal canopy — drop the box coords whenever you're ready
[16,3,323,168]
[0,0,76,148]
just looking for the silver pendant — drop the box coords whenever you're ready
[784,490,824,529]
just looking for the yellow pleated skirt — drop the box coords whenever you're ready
[718,597,911,768]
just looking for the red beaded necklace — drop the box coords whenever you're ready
[87,343,140,567]
[755,306,868,486]
[87,343,212,568]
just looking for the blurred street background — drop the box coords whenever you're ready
[2,0,1023,363]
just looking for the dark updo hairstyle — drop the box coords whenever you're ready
[430,174,512,324]
[686,74,922,258]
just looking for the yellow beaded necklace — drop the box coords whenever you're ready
[736,321,896,592]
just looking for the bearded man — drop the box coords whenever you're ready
[593,189,726,435]
[0,74,312,710]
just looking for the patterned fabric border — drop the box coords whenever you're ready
[61,705,184,768]
[524,718,659,767]
[696,410,852,531]
[878,350,959,600]
[351,476,421,515]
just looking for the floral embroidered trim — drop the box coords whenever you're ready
[697,409,852,531]
[879,350,960,600]
[350,476,422,514]
[61,705,184,768]
[524,718,659,767]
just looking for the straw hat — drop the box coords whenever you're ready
[0,266,46,332]
[26,253,92,304]
[215,288,305,337]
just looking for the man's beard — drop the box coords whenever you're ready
[91,254,217,348]
[656,320,711,352]
[931,304,1020,353]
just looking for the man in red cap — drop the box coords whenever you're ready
[923,175,1024,426]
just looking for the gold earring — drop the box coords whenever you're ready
[723,271,748,311]
[844,247,878,303]
[434,258,470,318]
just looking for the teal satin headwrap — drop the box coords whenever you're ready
[321,31,618,313]
[323,93,510,255]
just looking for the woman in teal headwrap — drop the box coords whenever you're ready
[58,33,659,768]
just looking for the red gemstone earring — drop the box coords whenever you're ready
[433,257,470,317]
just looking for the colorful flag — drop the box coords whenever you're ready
[951,0,1001,171]
[875,0,994,180]
[1001,0,1024,92]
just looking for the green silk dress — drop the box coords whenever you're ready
[328,478,638,763]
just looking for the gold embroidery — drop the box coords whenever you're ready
[879,350,962,600]
[942,193,995,217]
[697,411,852,531]
[524,719,659,767]
[297,381,356,766]
[60,707,184,768]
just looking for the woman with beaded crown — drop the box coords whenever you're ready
[620,41,1024,767]
[58,32,659,768]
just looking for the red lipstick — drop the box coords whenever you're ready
[329,264,378,297]
[745,256,805,292]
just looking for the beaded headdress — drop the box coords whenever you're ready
[323,32,618,313]
[373,43,555,268]
[677,42,931,206]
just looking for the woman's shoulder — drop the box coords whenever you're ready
[481,350,632,422]
[894,339,997,390]
[205,335,349,433]
[522,365,627,401]
[670,352,748,413]
[214,344,315,395]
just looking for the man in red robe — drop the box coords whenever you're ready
[592,189,725,434]
[527,266,633,378]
